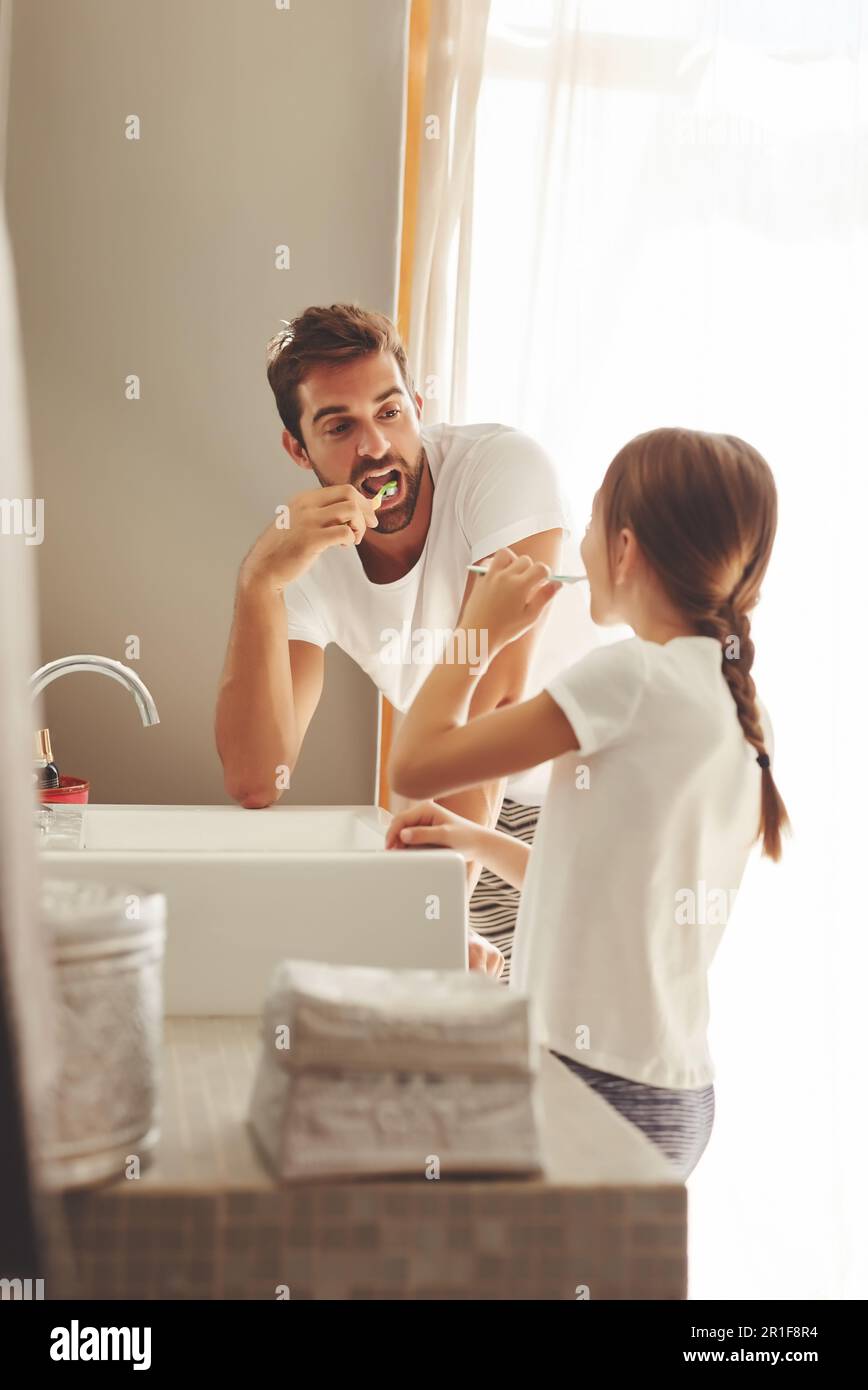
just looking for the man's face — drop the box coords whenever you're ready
[287,351,426,534]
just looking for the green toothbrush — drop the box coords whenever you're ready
[372,478,399,502]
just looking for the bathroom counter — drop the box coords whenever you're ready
[59,1017,687,1300]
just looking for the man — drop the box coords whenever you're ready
[215,303,596,979]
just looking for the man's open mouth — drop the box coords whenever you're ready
[359,465,403,504]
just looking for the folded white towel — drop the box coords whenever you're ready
[249,1064,542,1181]
[247,960,544,1180]
[258,959,536,1074]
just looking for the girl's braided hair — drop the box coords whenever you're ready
[600,427,790,860]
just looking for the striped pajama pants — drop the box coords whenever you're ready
[467,797,716,1181]
[467,796,539,986]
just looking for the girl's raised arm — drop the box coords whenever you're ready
[391,684,577,801]
[391,551,580,799]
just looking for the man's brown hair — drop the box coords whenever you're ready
[266,303,415,447]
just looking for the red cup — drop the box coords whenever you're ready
[40,775,89,805]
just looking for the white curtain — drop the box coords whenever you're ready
[407,0,492,422]
[456,0,865,1298]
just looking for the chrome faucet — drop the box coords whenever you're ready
[30,655,160,726]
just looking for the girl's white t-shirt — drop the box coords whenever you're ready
[282,421,599,805]
[510,635,773,1089]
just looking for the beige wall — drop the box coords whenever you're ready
[5,0,409,805]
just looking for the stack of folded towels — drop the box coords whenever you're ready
[247,960,543,1181]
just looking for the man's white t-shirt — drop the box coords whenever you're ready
[510,635,773,1089]
[282,422,598,805]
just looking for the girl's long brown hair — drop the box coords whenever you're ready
[600,427,790,860]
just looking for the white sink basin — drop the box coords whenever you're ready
[40,804,468,1014]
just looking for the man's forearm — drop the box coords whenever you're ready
[215,576,296,807]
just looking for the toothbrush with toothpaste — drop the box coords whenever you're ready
[372,478,399,502]
[466,563,587,586]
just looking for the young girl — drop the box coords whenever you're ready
[385,427,789,1180]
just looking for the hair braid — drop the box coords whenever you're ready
[699,605,765,753]
[697,602,789,859]
[600,427,790,860]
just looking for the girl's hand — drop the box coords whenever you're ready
[385,804,506,979]
[459,548,560,657]
[385,799,483,860]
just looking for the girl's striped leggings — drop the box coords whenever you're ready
[553,1051,715,1181]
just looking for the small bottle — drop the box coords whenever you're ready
[34,728,61,790]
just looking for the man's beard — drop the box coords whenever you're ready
[310,444,426,534]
